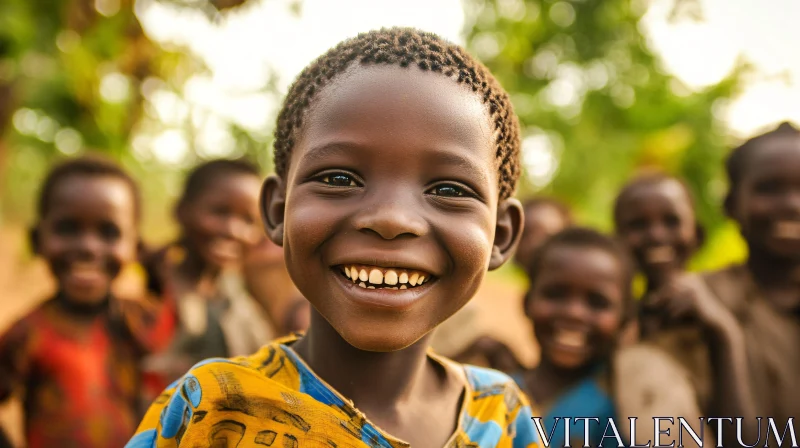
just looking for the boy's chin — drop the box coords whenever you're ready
[337,326,430,353]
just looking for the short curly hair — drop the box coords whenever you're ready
[272,27,521,199]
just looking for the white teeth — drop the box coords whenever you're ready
[554,330,587,349]
[646,246,675,263]
[775,221,800,239]
[343,265,431,290]
[369,269,383,284]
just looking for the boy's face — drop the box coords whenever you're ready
[262,65,523,351]
[526,246,625,370]
[730,137,800,260]
[616,180,697,284]
[36,176,138,306]
[180,174,262,270]
[514,204,568,268]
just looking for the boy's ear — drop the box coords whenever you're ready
[28,226,40,255]
[260,175,286,247]
[489,197,524,271]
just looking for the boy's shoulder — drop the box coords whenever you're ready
[434,353,531,410]
[174,333,303,386]
[463,363,522,392]
[0,299,60,342]
[700,264,749,311]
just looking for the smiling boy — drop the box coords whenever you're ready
[127,28,538,448]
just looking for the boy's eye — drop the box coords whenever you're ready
[540,285,569,300]
[627,218,647,231]
[664,214,681,228]
[428,184,468,198]
[99,222,121,241]
[320,174,357,187]
[754,179,784,195]
[54,220,79,236]
[588,292,612,310]
[211,205,231,217]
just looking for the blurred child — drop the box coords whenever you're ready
[643,122,800,446]
[140,159,273,394]
[711,122,800,436]
[520,227,634,447]
[0,156,170,447]
[613,173,703,336]
[242,236,309,335]
[127,28,538,447]
[519,227,712,447]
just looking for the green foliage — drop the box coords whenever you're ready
[0,0,273,234]
[463,0,747,270]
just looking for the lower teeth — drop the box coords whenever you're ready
[355,280,407,290]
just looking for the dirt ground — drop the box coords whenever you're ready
[0,224,538,445]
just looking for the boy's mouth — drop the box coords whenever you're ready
[773,221,800,240]
[340,265,432,290]
[208,239,242,261]
[551,328,588,350]
[68,261,106,282]
[644,246,675,264]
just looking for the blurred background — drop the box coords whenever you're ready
[1,0,799,378]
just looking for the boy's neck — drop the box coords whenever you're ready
[292,310,438,411]
[54,292,111,319]
[174,242,221,291]
[527,357,602,405]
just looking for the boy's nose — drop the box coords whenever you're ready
[352,192,428,240]
[225,218,258,244]
[74,232,104,258]
[560,296,591,321]
[644,222,669,243]
[780,189,800,216]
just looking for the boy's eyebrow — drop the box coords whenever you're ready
[302,142,355,162]
[428,149,491,185]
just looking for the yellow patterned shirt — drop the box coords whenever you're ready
[125,334,540,448]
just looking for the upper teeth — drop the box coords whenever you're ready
[343,265,430,289]
[554,330,586,348]
[775,221,800,240]
[645,246,674,263]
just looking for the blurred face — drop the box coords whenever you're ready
[263,65,522,351]
[37,176,138,306]
[615,179,697,285]
[514,204,569,268]
[729,137,800,261]
[180,174,262,270]
[526,246,626,370]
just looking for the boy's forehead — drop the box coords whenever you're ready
[293,65,497,174]
[748,136,800,167]
[49,176,134,214]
